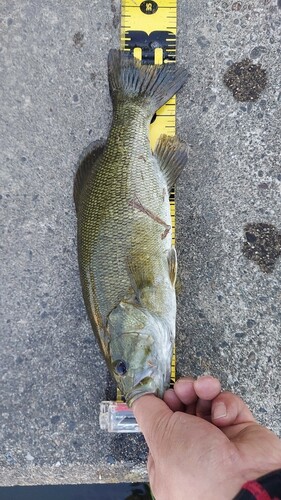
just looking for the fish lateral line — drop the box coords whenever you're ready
[128,196,171,239]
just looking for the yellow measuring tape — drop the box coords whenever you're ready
[121,0,177,150]
[115,0,178,403]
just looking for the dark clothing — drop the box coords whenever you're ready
[234,469,281,499]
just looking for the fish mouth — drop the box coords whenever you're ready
[125,376,165,407]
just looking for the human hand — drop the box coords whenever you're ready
[133,376,281,500]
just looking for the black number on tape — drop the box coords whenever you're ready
[140,1,158,14]
[125,30,176,64]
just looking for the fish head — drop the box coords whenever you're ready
[107,301,172,407]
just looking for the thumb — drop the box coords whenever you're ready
[133,394,173,452]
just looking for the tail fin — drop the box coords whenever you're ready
[108,49,188,115]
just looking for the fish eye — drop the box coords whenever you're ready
[113,359,128,376]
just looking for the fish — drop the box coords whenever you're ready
[74,49,188,407]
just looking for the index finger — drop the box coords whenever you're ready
[133,394,173,452]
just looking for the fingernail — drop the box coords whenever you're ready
[164,388,174,395]
[175,378,193,385]
[213,402,227,420]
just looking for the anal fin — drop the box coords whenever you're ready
[154,134,187,192]
[167,247,177,287]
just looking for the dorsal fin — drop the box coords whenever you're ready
[73,139,105,212]
[154,134,187,192]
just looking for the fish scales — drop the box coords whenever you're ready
[74,50,188,406]
[79,111,167,308]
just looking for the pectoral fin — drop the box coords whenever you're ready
[154,134,187,192]
[127,255,154,291]
[168,247,177,287]
[73,139,105,212]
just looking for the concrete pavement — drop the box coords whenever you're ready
[1,0,280,485]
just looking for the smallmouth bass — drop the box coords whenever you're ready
[74,49,187,406]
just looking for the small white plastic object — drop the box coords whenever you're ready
[99,401,141,433]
